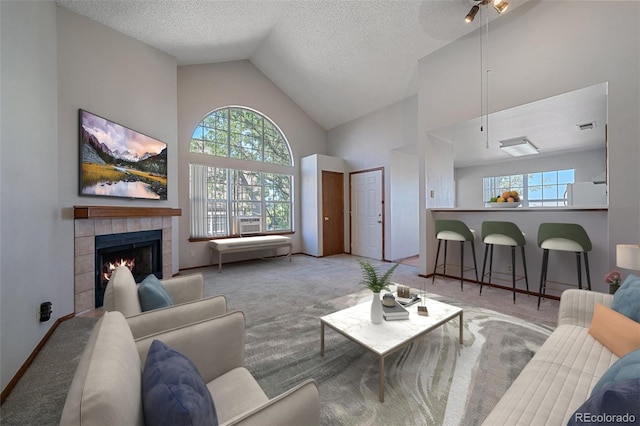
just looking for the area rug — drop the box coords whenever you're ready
[244,289,553,426]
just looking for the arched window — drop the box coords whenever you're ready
[189,107,293,239]
[189,107,292,165]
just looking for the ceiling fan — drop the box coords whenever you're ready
[465,0,509,23]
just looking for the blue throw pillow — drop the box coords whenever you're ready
[591,349,640,396]
[567,378,640,426]
[611,274,640,322]
[138,274,173,312]
[142,340,218,426]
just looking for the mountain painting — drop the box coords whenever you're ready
[79,110,167,200]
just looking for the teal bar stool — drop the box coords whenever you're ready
[537,223,592,309]
[479,221,530,303]
[432,219,479,291]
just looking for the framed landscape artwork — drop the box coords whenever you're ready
[79,110,167,200]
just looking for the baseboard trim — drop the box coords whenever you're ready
[1,312,75,404]
[418,273,560,301]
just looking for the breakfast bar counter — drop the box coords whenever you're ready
[427,206,609,298]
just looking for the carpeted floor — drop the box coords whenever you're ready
[0,254,558,425]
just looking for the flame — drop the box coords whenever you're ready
[102,258,135,282]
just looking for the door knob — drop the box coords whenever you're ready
[324,217,329,221]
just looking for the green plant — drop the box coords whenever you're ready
[359,260,399,293]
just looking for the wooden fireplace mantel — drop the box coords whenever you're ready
[74,205,182,219]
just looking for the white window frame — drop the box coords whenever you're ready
[189,107,294,239]
[483,168,575,207]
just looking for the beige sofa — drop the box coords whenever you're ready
[482,289,617,425]
[104,265,228,338]
[60,310,320,425]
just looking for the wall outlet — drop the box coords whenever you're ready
[506,264,512,273]
[38,302,52,322]
[430,190,435,198]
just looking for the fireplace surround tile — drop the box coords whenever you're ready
[74,212,175,315]
[112,219,127,234]
[94,219,113,236]
[126,218,142,232]
[75,236,95,256]
[152,217,163,230]
[76,271,93,293]
[75,220,95,237]
[75,254,94,275]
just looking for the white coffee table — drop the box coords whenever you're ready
[320,294,463,402]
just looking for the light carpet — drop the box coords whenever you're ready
[1,254,555,425]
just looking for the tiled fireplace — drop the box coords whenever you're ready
[73,206,181,314]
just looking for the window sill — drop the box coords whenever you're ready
[189,231,294,243]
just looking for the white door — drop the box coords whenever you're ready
[351,169,383,259]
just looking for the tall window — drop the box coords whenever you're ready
[483,168,574,207]
[189,107,293,239]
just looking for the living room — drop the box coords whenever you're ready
[1,0,639,421]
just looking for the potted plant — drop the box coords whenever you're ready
[605,270,623,294]
[359,260,399,323]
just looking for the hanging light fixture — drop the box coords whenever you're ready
[464,0,509,23]
[493,0,509,14]
[465,5,480,23]
[464,0,509,149]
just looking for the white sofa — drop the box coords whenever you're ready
[60,310,321,425]
[104,265,227,338]
[482,289,618,425]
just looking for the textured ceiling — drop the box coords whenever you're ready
[55,0,525,130]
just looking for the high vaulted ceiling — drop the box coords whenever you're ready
[55,0,526,130]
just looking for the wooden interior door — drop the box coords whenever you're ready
[322,171,344,256]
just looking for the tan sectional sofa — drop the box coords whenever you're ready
[482,289,618,425]
[60,310,320,425]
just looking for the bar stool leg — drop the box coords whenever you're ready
[471,241,479,284]
[511,246,517,304]
[480,244,488,295]
[488,245,495,285]
[432,239,442,284]
[583,252,592,291]
[575,252,583,290]
[443,241,448,277]
[521,246,530,295]
[459,241,464,291]
[538,249,549,309]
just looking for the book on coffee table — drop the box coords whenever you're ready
[382,301,409,320]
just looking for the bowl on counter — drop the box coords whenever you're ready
[487,201,522,208]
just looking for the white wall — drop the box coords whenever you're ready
[327,95,419,261]
[177,61,326,269]
[419,1,640,275]
[390,149,419,260]
[1,0,60,392]
[456,148,606,208]
[1,3,179,392]
[56,6,179,273]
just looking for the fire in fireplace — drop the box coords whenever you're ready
[94,230,162,308]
